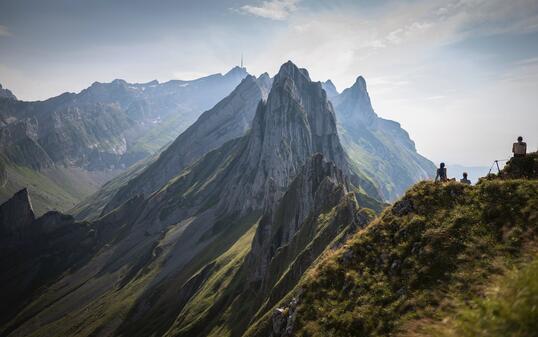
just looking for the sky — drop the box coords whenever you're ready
[1,0,537,167]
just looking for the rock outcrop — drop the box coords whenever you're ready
[0,188,35,236]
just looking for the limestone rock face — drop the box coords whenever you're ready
[333,75,435,200]
[218,61,350,214]
[246,153,350,282]
[0,188,35,236]
[102,74,271,214]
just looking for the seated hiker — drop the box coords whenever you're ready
[435,162,448,182]
[512,136,527,157]
[460,172,471,185]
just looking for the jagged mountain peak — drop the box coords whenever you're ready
[217,61,349,214]
[352,75,367,90]
[322,79,339,98]
[333,74,376,125]
[225,65,248,78]
[258,72,270,80]
[275,60,311,83]
[0,188,36,236]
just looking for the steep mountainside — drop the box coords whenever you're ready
[0,61,383,337]
[98,73,272,215]
[333,76,435,201]
[244,154,538,337]
[321,80,338,99]
[0,68,247,213]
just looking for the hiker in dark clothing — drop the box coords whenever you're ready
[435,162,448,182]
[513,136,527,157]
[460,172,471,185]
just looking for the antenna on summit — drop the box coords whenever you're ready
[241,53,244,69]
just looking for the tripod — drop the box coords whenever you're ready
[488,159,508,175]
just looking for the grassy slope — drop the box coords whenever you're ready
[280,178,538,337]
[0,159,122,215]
[340,127,435,202]
[427,257,538,337]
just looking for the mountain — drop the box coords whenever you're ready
[243,153,538,337]
[321,79,338,99]
[0,68,248,214]
[96,73,272,216]
[0,61,383,337]
[0,189,95,327]
[332,76,435,201]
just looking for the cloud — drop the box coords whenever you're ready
[0,25,12,37]
[238,0,299,20]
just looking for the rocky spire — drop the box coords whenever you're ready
[0,188,36,236]
[247,153,352,283]
[332,75,377,127]
[322,79,339,98]
[218,61,349,214]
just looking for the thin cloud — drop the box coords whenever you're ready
[239,0,300,21]
[0,25,12,37]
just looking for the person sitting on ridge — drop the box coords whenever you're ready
[435,162,448,182]
[460,172,471,185]
[512,136,527,157]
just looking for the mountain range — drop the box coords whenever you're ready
[0,61,455,337]
[0,67,248,214]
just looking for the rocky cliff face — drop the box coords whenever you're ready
[247,153,350,283]
[101,73,271,214]
[217,61,353,215]
[333,76,435,200]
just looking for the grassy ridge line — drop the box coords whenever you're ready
[243,178,537,337]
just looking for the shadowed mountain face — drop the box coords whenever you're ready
[0,68,247,214]
[332,76,435,201]
[0,61,384,337]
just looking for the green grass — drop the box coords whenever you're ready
[0,163,80,215]
[286,178,538,337]
[433,257,538,337]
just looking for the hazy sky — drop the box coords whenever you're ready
[1,0,537,167]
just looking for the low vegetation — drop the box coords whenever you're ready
[290,175,537,336]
